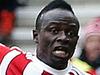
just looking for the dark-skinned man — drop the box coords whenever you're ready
[0,0,88,75]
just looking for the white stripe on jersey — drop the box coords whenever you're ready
[0,66,1,75]
[0,50,21,75]
[0,43,7,47]
[23,62,43,75]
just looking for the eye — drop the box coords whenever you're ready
[67,31,76,37]
[50,27,59,34]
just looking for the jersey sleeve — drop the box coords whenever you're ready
[0,43,32,75]
[0,43,12,63]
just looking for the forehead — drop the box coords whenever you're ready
[41,9,79,29]
[43,9,75,21]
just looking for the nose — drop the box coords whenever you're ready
[57,31,69,43]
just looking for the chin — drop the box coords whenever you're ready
[52,54,69,63]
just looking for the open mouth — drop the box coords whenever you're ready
[52,46,69,58]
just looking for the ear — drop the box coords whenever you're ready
[32,30,38,43]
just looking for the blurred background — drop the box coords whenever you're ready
[1,0,100,56]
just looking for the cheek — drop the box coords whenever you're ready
[39,33,52,47]
[71,37,78,47]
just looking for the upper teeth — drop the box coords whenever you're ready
[55,51,65,54]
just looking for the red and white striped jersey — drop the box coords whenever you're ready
[0,43,89,75]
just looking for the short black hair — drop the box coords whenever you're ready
[35,0,75,31]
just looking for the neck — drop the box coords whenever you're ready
[37,55,68,70]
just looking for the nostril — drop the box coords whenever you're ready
[57,38,70,44]
[66,38,70,41]
[57,39,62,42]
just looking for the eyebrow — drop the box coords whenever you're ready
[68,23,77,28]
[69,23,76,26]
[43,20,78,29]
[49,21,77,27]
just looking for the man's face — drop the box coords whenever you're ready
[85,35,100,61]
[35,9,79,69]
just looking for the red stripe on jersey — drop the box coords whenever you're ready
[0,44,12,64]
[42,70,52,75]
[6,53,32,75]
[72,69,80,75]
[69,68,80,75]
[69,72,75,75]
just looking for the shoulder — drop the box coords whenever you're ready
[0,43,32,75]
[0,43,12,63]
[0,43,23,63]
